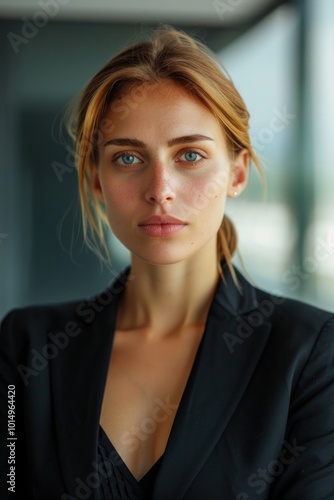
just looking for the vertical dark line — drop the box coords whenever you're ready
[291,0,314,298]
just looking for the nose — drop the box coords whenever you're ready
[144,163,176,204]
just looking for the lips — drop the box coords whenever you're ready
[138,215,186,226]
[138,214,187,236]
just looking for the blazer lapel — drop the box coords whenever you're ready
[153,268,272,499]
[50,271,127,498]
[50,265,271,499]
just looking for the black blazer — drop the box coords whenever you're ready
[0,267,333,500]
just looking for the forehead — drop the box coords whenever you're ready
[111,79,202,109]
[102,80,224,141]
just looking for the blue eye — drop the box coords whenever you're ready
[115,154,141,165]
[180,151,202,162]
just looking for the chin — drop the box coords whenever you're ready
[131,248,197,267]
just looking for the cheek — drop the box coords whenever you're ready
[100,181,131,223]
[185,172,228,217]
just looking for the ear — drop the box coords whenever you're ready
[227,149,249,198]
[91,164,105,203]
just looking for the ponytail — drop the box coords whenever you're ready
[217,215,238,285]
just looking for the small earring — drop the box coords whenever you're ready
[233,191,238,197]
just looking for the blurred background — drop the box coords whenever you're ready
[0,0,333,319]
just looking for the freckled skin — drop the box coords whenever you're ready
[93,80,248,267]
[94,80,249,480]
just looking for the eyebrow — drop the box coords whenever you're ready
[103,134,214,148]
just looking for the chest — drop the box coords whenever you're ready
[99,326,204,479]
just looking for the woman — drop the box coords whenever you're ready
[0,28,333,500]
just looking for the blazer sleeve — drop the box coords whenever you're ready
[0,310,33,500]
[269,315,334,499]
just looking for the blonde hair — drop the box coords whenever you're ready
[70,27,263,282]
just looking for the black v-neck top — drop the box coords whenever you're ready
[97,425,164,499]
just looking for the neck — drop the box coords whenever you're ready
[117,248,220,336]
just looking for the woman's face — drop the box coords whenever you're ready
[93,80,248,266]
